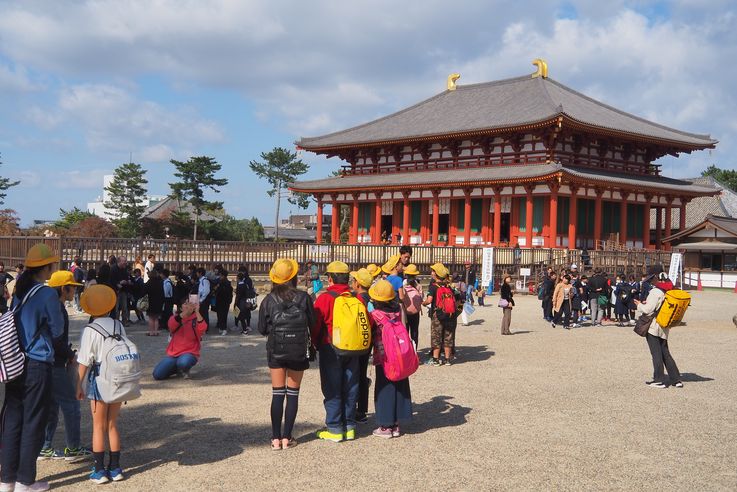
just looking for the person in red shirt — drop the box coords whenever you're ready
[152,300,208,379]
[312,261,360,442]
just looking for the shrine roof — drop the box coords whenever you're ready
[290,162,719,196]
[297,75,717,150]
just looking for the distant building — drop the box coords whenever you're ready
[264,227,316,242]
[279,213,332,230]
[142,196,221,222]
[87,174,166,220]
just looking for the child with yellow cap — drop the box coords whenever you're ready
[349,268,374,424]
[1,244,63,491]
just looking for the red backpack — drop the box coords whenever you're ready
[435,285,457,320]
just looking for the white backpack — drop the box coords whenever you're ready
[0,284,44,383]
[88,318,142,403]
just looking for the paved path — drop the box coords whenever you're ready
[24,290,737,490]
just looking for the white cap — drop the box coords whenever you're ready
[571,263,578,270]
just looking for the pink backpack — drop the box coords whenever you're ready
[403,285,422,315]
[371,310,419,382]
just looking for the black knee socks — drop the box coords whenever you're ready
[109,451,120,470]
[270,387,286,439]
[283,387,300,439]
[93,451,105,471]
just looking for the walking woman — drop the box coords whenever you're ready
[144,267,164,336]
[258,258,315,450]
[235,269,256,334]
[1,244,63,491]
[552,275,575,329]
[499,275,515,335]
[634,268,683,389]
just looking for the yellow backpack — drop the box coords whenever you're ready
[656,289,691,328]
[328,291,371,356]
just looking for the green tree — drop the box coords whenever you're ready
[702,165,737,193]
[104,162,148,237]
[207,216,265,241]
[169,156,229,240]
[249,147,309,241]
[56,207,94,230]
[0,153,20,206]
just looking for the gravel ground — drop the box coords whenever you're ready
[11,290,737,491]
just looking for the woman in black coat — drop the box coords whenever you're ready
[500,275,515,335]
[235,269,256,334]
[145,268,165,336]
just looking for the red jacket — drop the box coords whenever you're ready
[312,283,351,347]
[166,312,208,358]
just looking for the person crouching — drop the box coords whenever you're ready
[152,299,207,380]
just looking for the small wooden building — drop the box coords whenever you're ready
[292,61,719,249]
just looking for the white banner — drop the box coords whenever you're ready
[669,252,682,286]
[481,247,494,287]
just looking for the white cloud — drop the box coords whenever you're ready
[0,62,39,93]
[56,169,109,190]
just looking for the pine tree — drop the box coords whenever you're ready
[169,156,228,240]
[249,147,309,241]
[0,153,20,206]
[104,162,149,237]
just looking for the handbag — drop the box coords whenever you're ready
[498,298,509,308]
[633,311,654,337]
[136,295,149,312]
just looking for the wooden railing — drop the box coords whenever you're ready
[0,236,672,288]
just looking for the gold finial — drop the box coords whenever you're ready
[531,59,548,79]
[447,73,460,91]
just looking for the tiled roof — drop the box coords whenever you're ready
[651,176,737,229]
[664,214,737,243]
[143,197,220,222]
[291,162,719,195]
[298,75,717,149]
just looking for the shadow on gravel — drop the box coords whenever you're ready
[409,395,471,434]
[454,345,494,364]
[509,330,532,335]
[679,373,714,383]
[44,400,265,488]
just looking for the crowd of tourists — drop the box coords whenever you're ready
[0,242,684,489]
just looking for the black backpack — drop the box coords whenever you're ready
[269,293,309,362]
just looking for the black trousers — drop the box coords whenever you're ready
[646,333,681,383]
[406,313,420,348]
[553,302,571,327]
[542,298,553,320]
[357,353,370,414]
[1,360,53,485]
[199,303,210,331]
[216,306,229,329]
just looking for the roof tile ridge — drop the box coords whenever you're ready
[546,78,716,142]
[538,77,564,115]
[453,74,535,91]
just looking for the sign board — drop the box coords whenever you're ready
[481,247,494,288]
[520,267,531,277]
[668,252,682,287]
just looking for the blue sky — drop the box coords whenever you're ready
[0,0,735,226]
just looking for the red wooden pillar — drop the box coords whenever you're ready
[316,196,323,244]
[568,186,578,249]
[481,198,490,244]
[643,194,652,249]
[392,201,400,243]
[619,192,628,247]
[655,202,662,249]
[525,187,533,248]
[549,183,558,248]
[664,197,673,250]
[493,190,502,246]
[350,198,359,244]
[463,190,472,246]
[679,198,688,231]
[331,199,340,243]
[374,198,383,243]
[432,191,440,246]
[402,192,410,246]
[593,188,603,249]
[420,200,429,245]
[449,198,457,244]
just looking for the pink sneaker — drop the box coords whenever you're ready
[372,427,393,439]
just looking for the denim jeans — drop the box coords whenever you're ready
[318,344,359,434]
[152,353,198,380]
[1,359,53,485]
[114,291,129,322]
[43,365,81,449]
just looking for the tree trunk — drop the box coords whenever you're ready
[274,180,281,242]
[193,211,199,241]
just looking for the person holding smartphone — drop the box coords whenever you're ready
[152,299,208,380]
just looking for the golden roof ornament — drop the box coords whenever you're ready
[447,73,460,91]
[531,58,548,79]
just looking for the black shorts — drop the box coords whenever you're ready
[267,356,309,371]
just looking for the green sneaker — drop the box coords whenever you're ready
[345,429,356,441]
[64,446,92,462]
[316,429,344,443]
[38,447,63,460]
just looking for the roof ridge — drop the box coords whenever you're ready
[545,78,716,142]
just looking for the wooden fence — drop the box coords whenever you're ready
[0,236,673,287]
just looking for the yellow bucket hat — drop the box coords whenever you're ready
[366,263,381,278]
[326,261,350,274]
[381,254,401,274]
[430,262,449,279]
[269,258,299,285]
[25,243,59,268]
[350,269,373,289]
[368,279,396,302]
[47,270,83,288]
[80,284,117,317]
[404,264,420,276]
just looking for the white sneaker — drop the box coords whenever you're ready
[15,482,50,492]
[0,482,15,492]
[219,330,227,336]
[647,381,666,389]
